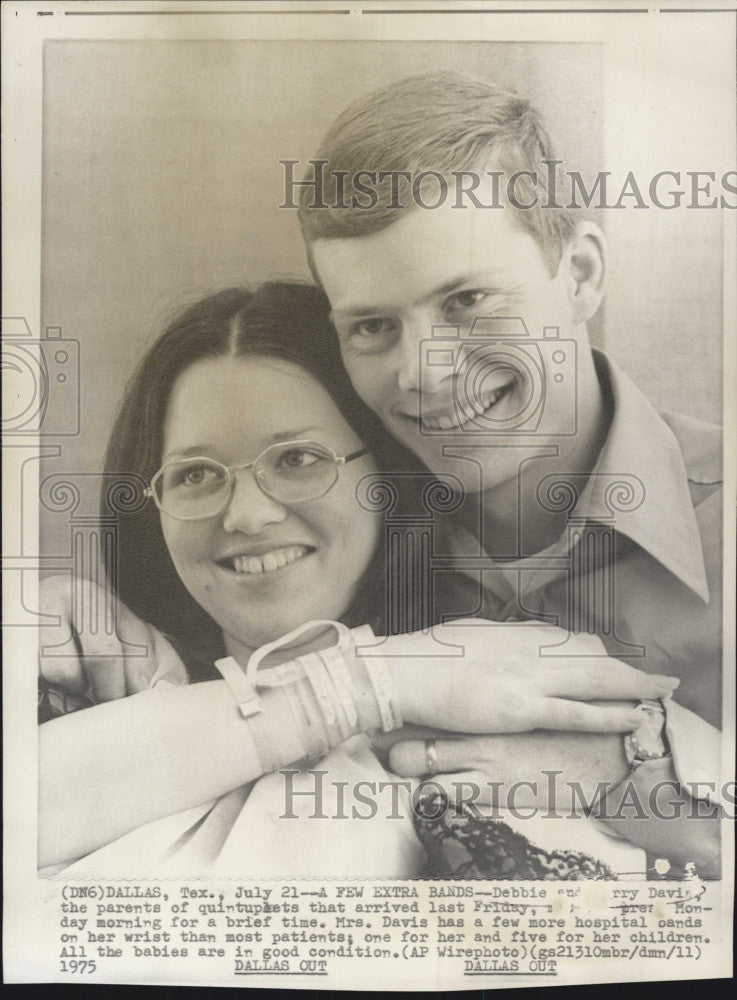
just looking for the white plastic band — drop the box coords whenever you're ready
[286,675,331,761]
[349,623,377,650]
[279,678,311,762]
[246,619,351,689]
[363,655,400,733]
[214,656,262,719]
[301,652,338,728]
[348,624,401,732]
[320,645,359,728]
[256,660,306,688]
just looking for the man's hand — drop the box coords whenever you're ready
[39,575,187,703]
[374,620,681,810]
[384,619,680,737]
[385,727,629,810]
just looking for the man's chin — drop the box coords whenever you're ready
[400,435,531,495]
[398,441,480,492]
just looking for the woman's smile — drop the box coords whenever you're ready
[217,543,314,577]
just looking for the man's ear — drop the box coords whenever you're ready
[560,221,606,324]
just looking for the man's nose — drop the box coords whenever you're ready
[395,316,447,394]
[221,470,287,535]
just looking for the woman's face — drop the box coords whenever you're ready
[160,355,380,657]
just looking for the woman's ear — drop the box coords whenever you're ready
[560,221,606,324]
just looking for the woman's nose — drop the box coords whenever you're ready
[221,469,287,534]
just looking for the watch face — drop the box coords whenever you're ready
[626,702,668,763]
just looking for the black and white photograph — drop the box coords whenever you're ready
[2,0,735,989]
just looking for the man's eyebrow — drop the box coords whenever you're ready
[162,428,322,461]
[329,270,509,319]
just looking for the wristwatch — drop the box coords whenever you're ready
[624,699,671,768]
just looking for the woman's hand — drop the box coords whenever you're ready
[39,575,187,703]
[382,620,679,734]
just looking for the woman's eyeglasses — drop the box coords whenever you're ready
[145,439,369,521]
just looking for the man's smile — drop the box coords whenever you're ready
[396,369,520,432]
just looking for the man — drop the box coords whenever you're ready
[294,71,723,874]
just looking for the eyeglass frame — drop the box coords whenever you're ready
[144,438,370,522]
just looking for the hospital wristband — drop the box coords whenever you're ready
[349,625,402,733]
[214,656,289,774]
[320,643,359,730]
[283,674,332,762]
[300,653,346,753]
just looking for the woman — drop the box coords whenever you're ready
[39,283,676,877]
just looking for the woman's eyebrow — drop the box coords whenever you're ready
[162,429,324,461]
[162,444,216,460]
[269,427,322,443]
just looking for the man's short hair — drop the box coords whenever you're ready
[298,71,577,276]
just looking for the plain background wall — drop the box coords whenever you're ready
[40,39,723,554]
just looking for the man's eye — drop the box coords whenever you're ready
[352,318,396,338]
[446,290,489,313]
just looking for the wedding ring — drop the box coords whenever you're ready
[425,738,439,776]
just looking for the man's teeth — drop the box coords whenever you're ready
[421,384,510,430]
[231,546,309,575]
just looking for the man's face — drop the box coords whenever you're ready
[312,201,585,495]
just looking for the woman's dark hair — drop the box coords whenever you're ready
[103,281,429,678]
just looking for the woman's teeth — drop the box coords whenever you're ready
[231,545,310,575]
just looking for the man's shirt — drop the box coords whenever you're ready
[438,350,723,729]
[419,352,724,876]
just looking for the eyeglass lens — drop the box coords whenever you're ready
[154,441,341,517]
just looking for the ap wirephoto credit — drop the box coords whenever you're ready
[2,0,735,991]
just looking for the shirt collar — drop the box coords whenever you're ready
[574,351,709,602]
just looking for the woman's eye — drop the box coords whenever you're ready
[279,449,321,470]
[179,464,219,487]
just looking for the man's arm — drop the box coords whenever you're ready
[39,575,187,701]
[386,718,721,877]
[381,621,723,876]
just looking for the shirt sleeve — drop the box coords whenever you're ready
[664,698,724,807]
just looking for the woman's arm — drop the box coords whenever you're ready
[40,621,678,868]
[40,680,283,868]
